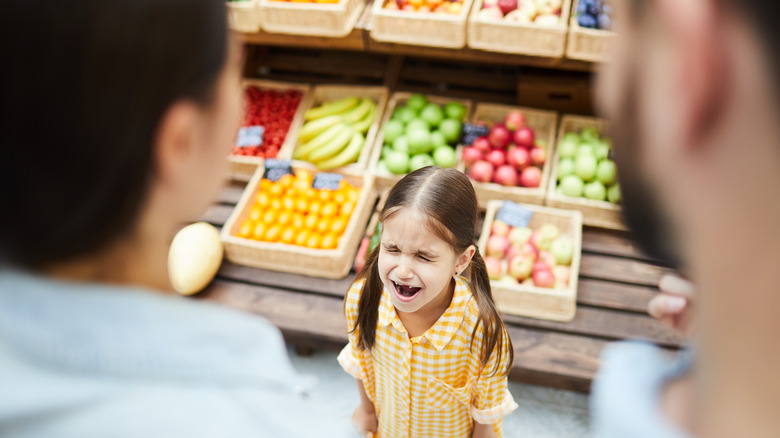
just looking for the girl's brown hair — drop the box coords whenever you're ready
[349,166,513,376]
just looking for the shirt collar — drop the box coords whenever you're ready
[378,276,473,351]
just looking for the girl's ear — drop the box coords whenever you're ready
[454,245,476,276]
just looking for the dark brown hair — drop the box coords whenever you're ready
[350,166,513,376]
[0,0,228,268]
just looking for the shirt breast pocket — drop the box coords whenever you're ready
[425,376,474,410]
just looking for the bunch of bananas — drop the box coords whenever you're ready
[294,96,377,170]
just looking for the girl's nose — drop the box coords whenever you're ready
[396,257,414,279]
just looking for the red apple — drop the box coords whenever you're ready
[552,265,571,285]
[496,0,518,15]
[506,243,521,261]
[469,160,494,183]
[508,255,534,280]
[504,110,526,131]
[531,231,554,251]
[533,260,550,273]
[485,256,503,280]
[491,220,510,237]
[493,165,518,186]
[462,146,484,167]
[519,242,538,260]
[519,166,542,187]
[402,3,416,11]
[513,126,535,148]
[506,146,530,171]
[486,149,507,168]
[488,124,511,149]
[472,136,491,153]
[533,268,555,288]
[530,146,547,167]
[487,235,510,258]
[538,250,557,268]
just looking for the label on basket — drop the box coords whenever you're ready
[461,123,490,146]
[312,173,344,190]
[263,159,293,182]
[495,201,534,228]
[236,125,264,148]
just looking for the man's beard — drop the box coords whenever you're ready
[606,63,684,269]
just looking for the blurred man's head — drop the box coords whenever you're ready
[598,0,780,269]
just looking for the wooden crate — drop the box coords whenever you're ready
[227,0,262,33]
[221,165,377,279]
[545,114,625,230]
[460,103,558,208]
[259,0,365,37]
[229,79,313,182]
[478,200,582,321]
[291,84,389,172]
[369,0,475,49]
[367,91,473,190]
[566,0,616,62]
[467,0,572,57]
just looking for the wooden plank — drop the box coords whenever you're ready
[581,227,657,262]
[200,204,234,227]
[262,49,388,81]
[579,253,669,286]
[217,261,355,297]
[576,278,656,313]
[399,60,519,93]
[238,28,366,51]
[218,181,247,205]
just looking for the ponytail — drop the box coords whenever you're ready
[346,245,383,351]
[468,246,514,377]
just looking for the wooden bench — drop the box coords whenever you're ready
[197,182,681,393]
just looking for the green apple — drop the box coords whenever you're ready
[393,105,417,124]
[596,159,618,186]
[439,118,462,144]
[581,127,599,143]
[407,129,432,155]
[409,153,435,171]
[433,145,456,168]
[385,151,410,175]
[376,159,389,174]
[430,130,446,148]
[392,136,409,154]
[594,140,610,161]
[406,118,430,134]
[381,145,392,158]
[406,94,428,113]
[420,103,445,128]
[577,143,595,158]
[550,237,574,266]
[575,154,598,181]
[584,180,607,201]
[607,184,622,204]
[444,102,467,121]
[557,157,575,180]
[558,137,579,159]
[560,175,584,198]
[383,119,404,144]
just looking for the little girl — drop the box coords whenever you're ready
[338,167,517,438]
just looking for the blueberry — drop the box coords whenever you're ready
[576,0,588,14]
[586,0,601,16]
[577,13,597,28]
[597,13,611,30]
[601,4,613,15]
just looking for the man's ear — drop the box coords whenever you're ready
[655,0,729,150]
[456,245,477,276]
[153,101,200,185]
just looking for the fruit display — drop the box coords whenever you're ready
[554,127,620,204]
[382,0,464,14]
[232,86,304,159]
[293,96,379,170]
[235,169,361,250]
[376,94,467,175]
[462,109,548,189]
[575,0,612,31]
[478,0,563,25]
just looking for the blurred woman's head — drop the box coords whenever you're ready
[0,1,241,270]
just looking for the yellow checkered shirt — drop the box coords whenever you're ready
[338,276,517,438]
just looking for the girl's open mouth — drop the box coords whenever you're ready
[391,280,422,302]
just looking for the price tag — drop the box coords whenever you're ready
[262,159,292,182]
[312,173,344,190]
[495,201,534,228]
[462,123,490,146]
[236,126,264,148]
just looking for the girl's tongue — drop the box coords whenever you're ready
[393,280,421,297]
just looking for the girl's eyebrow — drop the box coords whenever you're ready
[416,250,437,259]
[382,242,437,259]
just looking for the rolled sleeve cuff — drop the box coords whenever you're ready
[337,344,364,380]
[470,389,518,424]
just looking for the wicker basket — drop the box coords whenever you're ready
[478,200,582,321]
[221,164,377,279]
[467,0,572,57]
[544,114,625,230]
[259,0,365,37]
[229,79,312,182]
[368,92,474,190]
[227,0,262,33]
[369,0,475,49]
[565,0,616,62]
[459,103,558,208]
[291,85,389,172]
